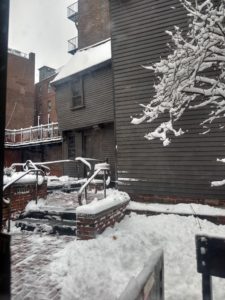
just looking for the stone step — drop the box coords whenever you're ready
[20,207,76,221]
[15,218,76,236]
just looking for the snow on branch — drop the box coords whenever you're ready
[131,0,225,146]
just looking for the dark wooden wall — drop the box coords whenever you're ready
[62,123,115,179]
[55,64,114,131]
[110,0,225,202]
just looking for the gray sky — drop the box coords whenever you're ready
[8,0,76,81]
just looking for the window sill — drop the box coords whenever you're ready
[70,105,85,111]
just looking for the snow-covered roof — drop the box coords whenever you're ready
[52,38,111,84]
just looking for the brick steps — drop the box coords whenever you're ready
[15,208,76,236]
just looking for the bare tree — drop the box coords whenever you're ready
[132,0,225,147]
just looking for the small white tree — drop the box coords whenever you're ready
[132,0,225,147]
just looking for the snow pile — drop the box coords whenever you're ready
[52,39,111,84]
[76,189,130,215]
[50,214,225,300]
[25,198,47,212]
[128,201,225,216]
[47,175,86,189]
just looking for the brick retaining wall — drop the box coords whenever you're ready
[76,201,129,240]
[130,193,225,208]
[3,182,47,224]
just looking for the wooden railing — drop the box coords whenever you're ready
[5,122,62,147]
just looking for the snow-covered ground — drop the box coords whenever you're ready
[128,201,225,216]
[50,213,225,300]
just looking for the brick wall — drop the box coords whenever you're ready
[130,193,225,208]
[35,73,58,125]
[5,144,63,176]
[76,200,129,239]
[6,52,35,129]
[3,182,47,224]
[78,0,110,49]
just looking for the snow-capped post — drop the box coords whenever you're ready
[131,0,225,147]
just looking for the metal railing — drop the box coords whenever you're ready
[118,249,164,300]
[5,122,62,147]
[77,161,110,205]
[3,165,45,232]
[68,36,78,54]
[67,1,78,19]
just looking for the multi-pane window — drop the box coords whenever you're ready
[71,77,84,108]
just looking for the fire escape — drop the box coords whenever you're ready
[67,1,78,55]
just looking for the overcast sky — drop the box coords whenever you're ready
[8,0,76,81]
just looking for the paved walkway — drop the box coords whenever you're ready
[11,232,74,300]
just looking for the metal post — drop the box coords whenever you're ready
[35,171,38,205]
[202,274,213,300]
[103,170,106,198]
[84,187,87,202]
[7,200,11,233]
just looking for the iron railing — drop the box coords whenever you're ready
[5,122,62,147]
[67,1,78,19]
[68,36,78,54]
[3,166,45,232]
[77,159,110,205]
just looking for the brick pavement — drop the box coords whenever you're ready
[11,232,74,300]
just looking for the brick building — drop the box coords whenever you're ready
[4,51,63,176]
[35,66,58,125]
[6,49,35,129]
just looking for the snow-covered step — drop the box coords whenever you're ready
[15,218,76,236]
[20,208,76,221]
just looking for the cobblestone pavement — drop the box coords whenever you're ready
[11,232,74,300]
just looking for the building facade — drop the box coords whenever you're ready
[6,49,35,129]
[109,0,225,204]
[5,51,63,176]
[53,0,115,178]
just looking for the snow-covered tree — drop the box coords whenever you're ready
[131,0,225,147]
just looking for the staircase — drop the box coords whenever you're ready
[15,207,76,236]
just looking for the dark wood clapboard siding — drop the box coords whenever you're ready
[55,64,114,131]
[110,0,225,200]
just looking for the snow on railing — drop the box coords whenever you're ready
[5,122,62,147]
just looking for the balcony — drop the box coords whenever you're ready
[5,123,62,148]
[68,36,78,55]
[67,2,78,25]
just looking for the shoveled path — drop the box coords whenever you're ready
[11,232,74,300]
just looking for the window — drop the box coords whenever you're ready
[71,77,84,109]
[48,100,52,113]
[67,133,76,159]
[48,82,52,93]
